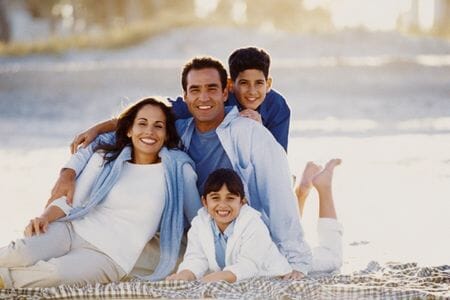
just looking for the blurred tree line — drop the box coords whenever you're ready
[0,0,332,43]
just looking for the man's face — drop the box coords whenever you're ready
[230,69,272,110]
[184,68,228,132]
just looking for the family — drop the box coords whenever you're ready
[0,47,343,288]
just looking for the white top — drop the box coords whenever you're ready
[52,153,166,273]
[178,205,293,281]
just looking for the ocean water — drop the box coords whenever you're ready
[0,28,449,271]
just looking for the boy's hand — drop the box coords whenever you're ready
[282,270,305,280]
[71,128,98,154]
[166,270,196,281]
[24,216,49,237]
[46,169,76,207]
[239,109,262,124]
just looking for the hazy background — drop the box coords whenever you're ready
[0,0,449,272]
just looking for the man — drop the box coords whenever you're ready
[50,56,311,279]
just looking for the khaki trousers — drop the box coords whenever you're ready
[0,222,126,288]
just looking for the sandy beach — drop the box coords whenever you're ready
[0,27,449,273]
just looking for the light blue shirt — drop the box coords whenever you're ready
[210,219,236,269]
[188,128,233,194]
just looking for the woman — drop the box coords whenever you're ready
[0,97,200,288]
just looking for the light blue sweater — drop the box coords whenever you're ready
[62,133,200,280]
[176,107,312,274]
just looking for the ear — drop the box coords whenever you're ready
[266,77,273,92]
[241,197,248,205]
[227,78,234,92]
[201,196,207,207]
[222,86,229,103]
[127,129,132,138]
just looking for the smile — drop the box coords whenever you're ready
[216,210,231,217]
[198,105,212,110]
[140,138,157,145]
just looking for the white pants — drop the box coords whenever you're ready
[0,222,126,288]
[310,218,344,273]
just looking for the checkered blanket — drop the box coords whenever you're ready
[1,262,448,299]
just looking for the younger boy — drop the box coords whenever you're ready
[166,168,292,283]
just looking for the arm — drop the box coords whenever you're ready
[175,217,210,279]
[24,205,66,237]
[259,89,290,152]
[249,125,311,274]
[70,118,117,154]
[166,269,196,281]
[201,271,236,283]
[182,164,201,223]
[48,132,116,206]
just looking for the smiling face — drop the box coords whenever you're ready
[202,184,244,232]
[184,68,228,132]
[127,104,167,164]
[231,69,272,110]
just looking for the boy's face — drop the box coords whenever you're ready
[230,69,272,110]
[202,184,244,232]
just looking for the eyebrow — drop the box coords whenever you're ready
[137,118,165,123]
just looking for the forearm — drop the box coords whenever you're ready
[201,271,237,283]
[40,205,66,223]
[92,118,117,134]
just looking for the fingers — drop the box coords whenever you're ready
[24,222,33,237]
[33,218,41,236]
[70,134,85,154]
[66,186,75,205]
[239,109,262,123]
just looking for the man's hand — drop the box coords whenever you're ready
[24,216,49,237]
[282,270,305,280]
[46,169,76,207]
[166,270,196,281]
[239,109,262,124]
[70,129,97,154]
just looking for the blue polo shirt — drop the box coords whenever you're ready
[210,219,236,269]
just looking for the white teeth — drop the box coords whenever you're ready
[141,138,156,145]
[217,210,230,217]
[247,98,257,101]
[198,106,212,110]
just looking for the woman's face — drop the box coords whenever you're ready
[127,104,167,164]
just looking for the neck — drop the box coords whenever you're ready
[195,114,225,133]
[132,154,160,164]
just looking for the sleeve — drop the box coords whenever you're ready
[223,223,267,281]
[64,132,115,176]
[177,217,210,279]
[248,125,312,274]
[260,90,290,152]
[48,196,72,216]
[182,164,201,224]
[169,96,192,120]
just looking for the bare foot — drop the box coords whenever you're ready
[312,159,342,192]
[295,161,323,216]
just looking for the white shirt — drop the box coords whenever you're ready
[53,153,166,273]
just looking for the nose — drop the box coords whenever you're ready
[248,84,257,95]
[199,90,209,102]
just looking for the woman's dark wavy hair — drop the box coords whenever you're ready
[95,97,180,163]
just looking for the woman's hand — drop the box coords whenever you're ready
[166,269,196,281]
[24,216,49,237]
[239,109,262,124]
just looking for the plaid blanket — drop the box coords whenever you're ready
[1,262,448,299]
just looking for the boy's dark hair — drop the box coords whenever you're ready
[228,47,271,81]
[203,168,245,199]
[181,57,228,92]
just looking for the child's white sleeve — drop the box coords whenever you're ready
[177,217,209,279]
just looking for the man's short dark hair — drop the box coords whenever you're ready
[228,47,271,81]
[203,168,245,199]
[181,57,228,92]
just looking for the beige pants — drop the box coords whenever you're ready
[0,222,126,288]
